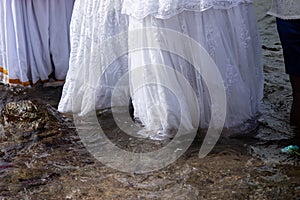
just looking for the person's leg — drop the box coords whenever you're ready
[290,75,300,145]
[276,18,300,127]
[290,75,300,127]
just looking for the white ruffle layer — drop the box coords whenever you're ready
[268,0,300,20]
[122,0,253,19]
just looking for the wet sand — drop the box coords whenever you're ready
[1,0,300,199]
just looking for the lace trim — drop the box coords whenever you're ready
[122,0,253,19]
[268,0,300,20]
[267,11,300,20]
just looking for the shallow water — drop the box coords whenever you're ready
[1,0,300,199]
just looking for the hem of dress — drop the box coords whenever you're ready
[122,2,252,20]
[267,11,300,20]
[218,113,261,138]
[0,67,31,87]
[0,65,68,87]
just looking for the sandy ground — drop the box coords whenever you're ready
[0,0,300,199]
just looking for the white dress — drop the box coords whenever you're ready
[0,0,74,86]
[58,0,263,136]
[58,0,129,113]
[125,0,263,134]
[0,0,31,86]
[25,0,74,83]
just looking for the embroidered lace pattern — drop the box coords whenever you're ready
[268,0,300,20]
[122,0,253,19]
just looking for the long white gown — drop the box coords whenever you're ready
[58,0,129,113]
[125,0,263,135]
[0,0,74,86]
[0,0,31,86]
[58,0,263,136]
[25,0,74,83]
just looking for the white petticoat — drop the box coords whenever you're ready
[58,0,263,135]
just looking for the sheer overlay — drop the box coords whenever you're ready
[58,0,263,136]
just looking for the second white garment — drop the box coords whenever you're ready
[128,3,263,134]
[25,0,74,83]
[58,1,263,136]
[0,0,74,86]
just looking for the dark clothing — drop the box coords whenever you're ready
[276,18,300,76]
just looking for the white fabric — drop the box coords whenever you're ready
[128,3,263,132]
[0,0,30,86]
[0,0,74,86]
[122,0,253,19]
[58,0,129,113]
[268,0,300,20]
[26,0,74,83]
[58,0,263,135]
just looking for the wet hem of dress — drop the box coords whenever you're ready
[197,113,261,138]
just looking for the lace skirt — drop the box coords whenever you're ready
[58,0,129,113]
[128,3,263,134]
[58,1,263,135]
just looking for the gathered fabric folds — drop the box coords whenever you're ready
[0,0,74,86]
[128,3,263,134]
[58,0,129,113]
[0,0,30,86]
[25,0,74,83]
[58,0,263,135]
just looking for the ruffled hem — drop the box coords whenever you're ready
[122,0,253,19]
[267,11,300,20]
